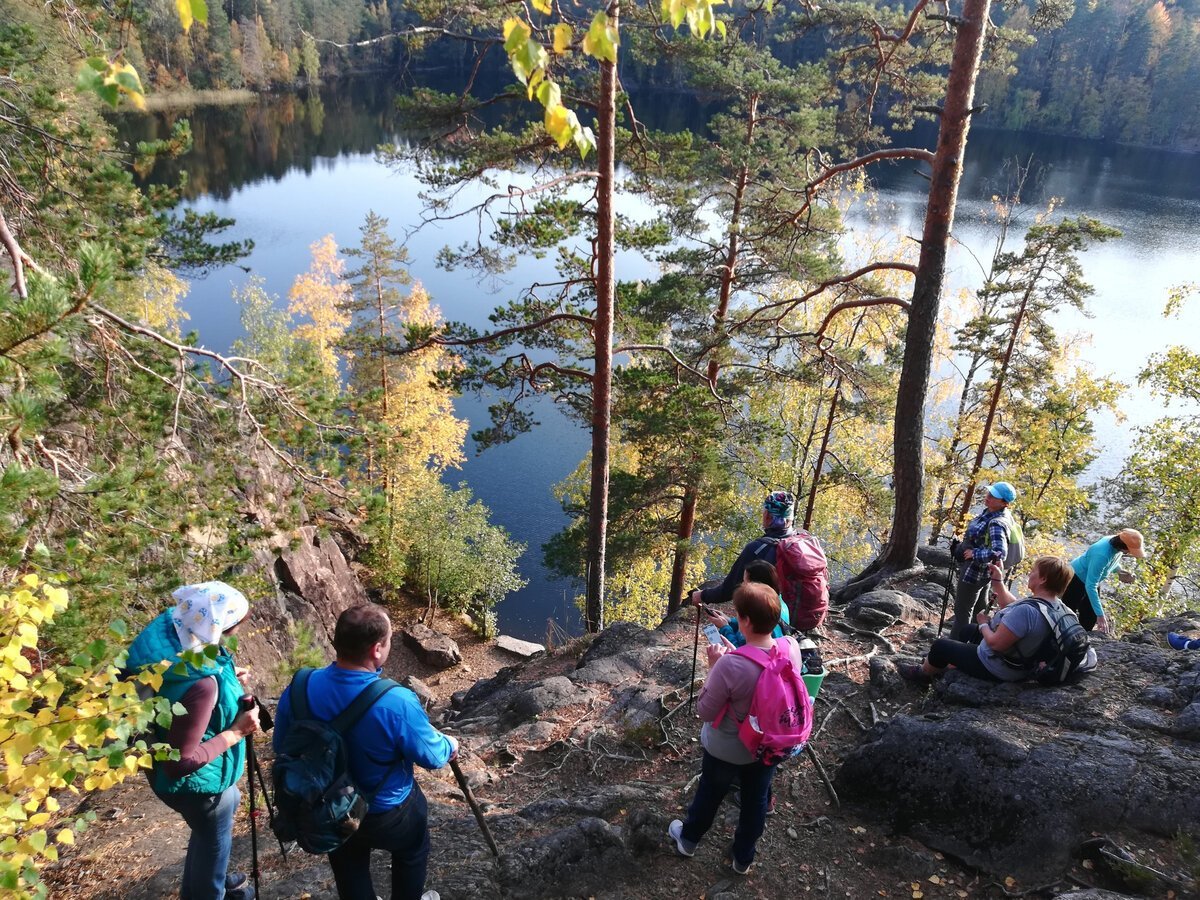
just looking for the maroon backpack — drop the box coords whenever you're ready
[767,532,829,632]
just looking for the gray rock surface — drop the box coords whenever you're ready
[846,589,933,628]
[495,634,546,659]
[838,636,1200,880]
[401,622,463,669]
[402,674,436,709]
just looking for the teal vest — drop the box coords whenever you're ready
[127,611,246,796]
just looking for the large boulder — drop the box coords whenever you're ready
[401,623,463,669]
[837,634,1200,880]
[846,589,933,629]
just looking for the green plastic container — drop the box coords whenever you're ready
[802,672,826,702]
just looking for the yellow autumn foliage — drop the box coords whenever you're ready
[0,576,170,899]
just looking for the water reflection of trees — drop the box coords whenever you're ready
[116,77,1200,208]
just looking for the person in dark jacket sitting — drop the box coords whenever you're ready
[126,582,261,900]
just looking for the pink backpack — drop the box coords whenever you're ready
[772,532,829,632]
[714,638,814,765]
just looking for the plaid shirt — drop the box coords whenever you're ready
[961,509,1009,585]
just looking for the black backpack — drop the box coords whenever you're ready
[271,668,399,853]
[1006,598,1091,685]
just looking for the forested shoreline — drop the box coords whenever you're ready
[3,0,1200,890]
[123,0,1200,151]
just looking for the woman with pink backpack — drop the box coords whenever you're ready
[668,581,813,876]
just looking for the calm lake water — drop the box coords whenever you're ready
[119,79,1200,641]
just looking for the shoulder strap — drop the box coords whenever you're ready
[289,667,316,721]
[330,677,400,735]
[754,535,779,556]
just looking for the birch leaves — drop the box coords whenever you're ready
[502,0,726,158]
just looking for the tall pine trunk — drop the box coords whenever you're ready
[666,93,758,612]
[585,10,618,632]
[881,0,991,571]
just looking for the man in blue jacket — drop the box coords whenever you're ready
[274,605,457,900]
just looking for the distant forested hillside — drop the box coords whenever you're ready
[125,0,1200,150]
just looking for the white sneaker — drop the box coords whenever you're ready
[421,893,441,900]
[667,819,696,857]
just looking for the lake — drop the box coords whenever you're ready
[118,78,1200,641]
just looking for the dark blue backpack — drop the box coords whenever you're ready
[271,668,399,853]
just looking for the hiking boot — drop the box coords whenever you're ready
[730,855,752,876]
[667,819,696,857]
[1168,632,1200,651]
[765,794,777,816]
[898,662,933,687]
[226,883,254,900]
[225,873,249,892]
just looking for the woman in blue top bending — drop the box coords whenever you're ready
[1060,528,1145,633]
[703,560,791,646]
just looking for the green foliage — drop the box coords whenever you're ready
[271,621,328,691]
[1101,291,1200,629]
[0,576,177,899]
[399,482,526,637]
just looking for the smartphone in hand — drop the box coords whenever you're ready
[702,623,723,646]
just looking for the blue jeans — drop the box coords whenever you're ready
[681,750,776,868]
[158,784,240,900]
[328,784,430,900]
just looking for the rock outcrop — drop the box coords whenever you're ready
[838,612,1200,881]
[402,622,463,669]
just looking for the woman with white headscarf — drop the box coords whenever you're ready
[126,582,261,900]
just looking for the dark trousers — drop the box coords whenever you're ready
[927,625,1001,682]
[952,578,990,641]
[681,750,776,868]
[328,784,430,900]
[1061,574,1098,630]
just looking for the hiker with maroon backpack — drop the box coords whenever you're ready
[669,581,814,875]
[691,491,830,633]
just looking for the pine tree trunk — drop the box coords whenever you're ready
[665,93,757,611]
[882,0,992,571]
[955,255,1048,526]
[666,486,698,615]
[585,14,618,632]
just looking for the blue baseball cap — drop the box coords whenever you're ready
[987,482,1017,503]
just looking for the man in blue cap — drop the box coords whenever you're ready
[691,491,798,608]
[951,482,1016,640]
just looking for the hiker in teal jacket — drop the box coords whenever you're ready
[1061,529,1146,633]
[126,582,261,900]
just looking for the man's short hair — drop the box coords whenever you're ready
[333,604,391,660]
[733,582,781,635]
[1032,556,1074,597]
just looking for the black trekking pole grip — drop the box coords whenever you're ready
[449,756,499,857]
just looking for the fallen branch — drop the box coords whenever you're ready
[804,744,839,808]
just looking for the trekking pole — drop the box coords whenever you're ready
[449,757,499,857]
[688,597,702,714]
[249,735,288,860]
[239,697,262,900]
[937,558,955,637]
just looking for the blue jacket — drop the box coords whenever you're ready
[718,597,792,646]
[126,611,245,796]
[274,665,453,812]
[1071,537,1123,617]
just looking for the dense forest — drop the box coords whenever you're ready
[123,0,1200,150]
[3,0,1200,891]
